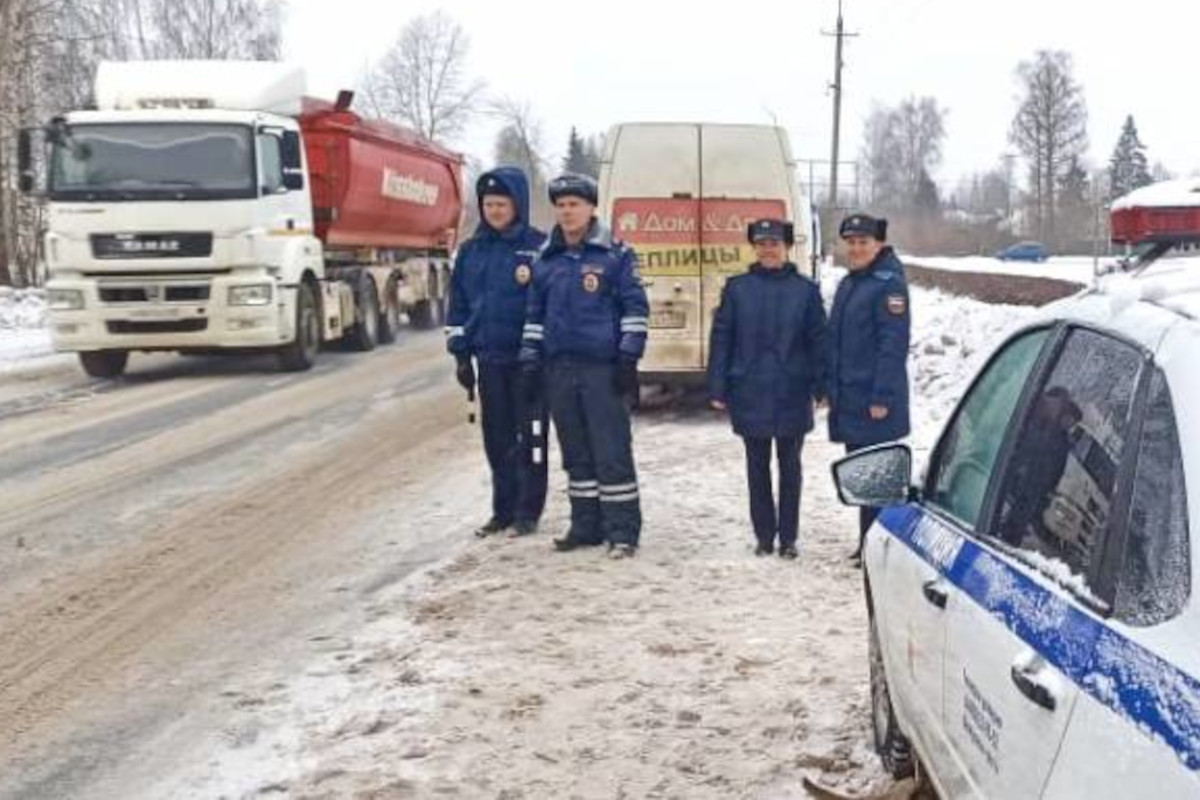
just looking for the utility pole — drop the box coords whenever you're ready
[1001,152,1018,233]
[823,0,857,215]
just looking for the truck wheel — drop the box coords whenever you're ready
[79,350,129,379]
[869,612,916,779]
[378,280,400,345]
[276,283,320,372]
[348,281,379,352]
[409,299,436,330]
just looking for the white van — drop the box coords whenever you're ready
[598,123,815,383]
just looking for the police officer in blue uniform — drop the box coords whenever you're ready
[446,167,549,538]
[520,173,649,559]
[708,219,828,560]
[828,213,911,565]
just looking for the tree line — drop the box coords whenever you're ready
[0,0,282,286]
[858,49,1171,256]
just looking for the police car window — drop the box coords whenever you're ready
[993,329,1143,597]
[1114,368,1190,626]
[928,329,1051,529]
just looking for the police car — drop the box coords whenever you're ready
[832,182,1200,798]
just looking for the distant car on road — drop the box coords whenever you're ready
[996,241,1050,262]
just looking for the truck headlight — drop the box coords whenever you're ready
[47,288,85,311]
[228,284,273,306]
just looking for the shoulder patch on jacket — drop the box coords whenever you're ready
[886,294,908,316]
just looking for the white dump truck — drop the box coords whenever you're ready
[17,61,463,378]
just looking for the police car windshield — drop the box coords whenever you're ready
[48,123,255,202]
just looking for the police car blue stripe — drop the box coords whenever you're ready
[878,504,1200,771]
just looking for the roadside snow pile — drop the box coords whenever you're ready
[0,286,54,366]
[0,286,46,330]
[908,285,1035,449]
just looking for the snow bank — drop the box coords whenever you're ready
[908,285,1036,450]
[0,287,54,367]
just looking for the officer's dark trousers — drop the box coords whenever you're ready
[845,442,881,548]
[545,360,641,546]
[478,361,549,524]
[743,436,804,548]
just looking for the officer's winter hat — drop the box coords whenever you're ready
[747,218,795,246]
[477,174,512,199]
[839,212,888,241]
[548,172,598,205]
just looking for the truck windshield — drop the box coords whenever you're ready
[49,123,255,201]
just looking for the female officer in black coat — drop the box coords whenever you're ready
[707,219,828,559]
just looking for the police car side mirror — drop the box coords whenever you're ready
[831,444,913,508]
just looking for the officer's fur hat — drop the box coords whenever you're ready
[747,218,795,247]
[839,212,888,241]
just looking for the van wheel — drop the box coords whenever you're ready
[348,281,379,352]
[277,283,320,372]
[869,611,916,779]
[79,350,129,379]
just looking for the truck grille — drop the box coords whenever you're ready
[91,233,213,260]
[106,319,209,335]
[99,284,211,304]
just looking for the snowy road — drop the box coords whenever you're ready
[0,335,894,799]
[0,282,1027,798]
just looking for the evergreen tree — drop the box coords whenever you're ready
[1108,115,1153,201]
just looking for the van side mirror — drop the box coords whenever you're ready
[831,443,914,508]
[281,130,304,191]
[17,129,35,193]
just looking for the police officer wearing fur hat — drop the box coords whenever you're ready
[446,167,549,538]
[828,212,911,566]
[708,219,828,560]
[519,173,649,560]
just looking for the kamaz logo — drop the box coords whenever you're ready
[381,169,440,206]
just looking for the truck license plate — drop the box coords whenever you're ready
[650,310,686,329]
[128,307,183,320]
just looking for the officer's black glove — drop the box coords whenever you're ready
[455,355,476,393]
[520,362,542,404]
[615,356,639,397]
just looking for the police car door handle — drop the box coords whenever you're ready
[921,579,948,610]
[1010,661,1058,712]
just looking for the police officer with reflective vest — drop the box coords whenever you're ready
[446,167,549,538]
[828,213,911,565]
[519,173,649,559]
[708,219,828,560]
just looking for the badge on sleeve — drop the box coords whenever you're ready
[886,294,907,316]
[515,264,532,285]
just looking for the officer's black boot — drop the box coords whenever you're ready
[510,519,538,537]
[476,517,512,538]
[553,532,602,552]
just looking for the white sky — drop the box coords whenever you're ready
[283,0,1200,193]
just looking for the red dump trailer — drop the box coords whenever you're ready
[299,96,465,332]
